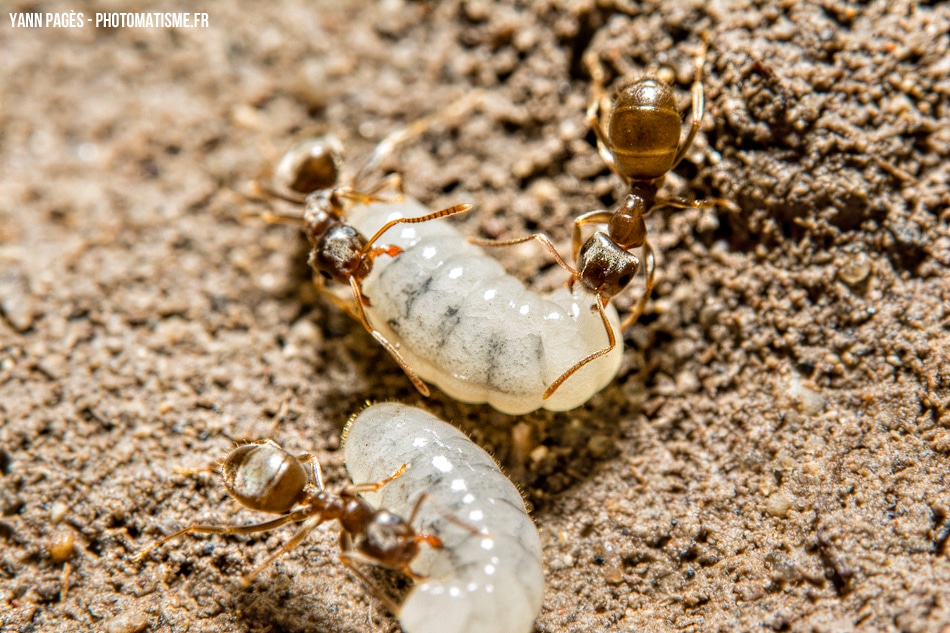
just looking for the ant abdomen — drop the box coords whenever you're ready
[608,79,683,180]
[221,441,308,514]
[274,136,342,196]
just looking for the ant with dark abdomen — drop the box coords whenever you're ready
[134,439,442,615]
[249,95,483,396]
[474,42,736,398]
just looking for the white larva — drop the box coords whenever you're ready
[347,198,624,415]
[343,403,544,633]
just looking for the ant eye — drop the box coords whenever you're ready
[320,270,332,280]
[617,275,631,287]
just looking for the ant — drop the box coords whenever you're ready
[473,42,735,398]
[579,41,739,329]
[250,95,482,396]
[133,439,443,615]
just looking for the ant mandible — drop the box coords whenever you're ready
[473,42,735,398]
[134,439,442,615]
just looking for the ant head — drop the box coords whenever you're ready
[577,232,640,299]
[308,224,372,284]
[358,510,420,568]
[608,79,682,181]
[273,136,344,197]
[221,441,309,514]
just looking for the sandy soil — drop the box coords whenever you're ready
[2,1,949,632]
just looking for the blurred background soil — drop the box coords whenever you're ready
[1,1,949,632]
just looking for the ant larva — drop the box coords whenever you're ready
[343,403,544,633]
[346,195,625,414]
[133,439,442,616]
[251,97,481,397]
[473,43,737,395]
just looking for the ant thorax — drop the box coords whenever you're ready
[606,190,652,249]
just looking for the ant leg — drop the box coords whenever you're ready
[620,238,655,331]
[171,463,217,477]
[361,203,472,256]
[583,48,610,108]
[572,209,613,260]
[133,508,315,564]
[404,491,429,525]
[470,233,581,280]
[171,437,282,478]
[351,89,485,190]
[543,296,617,399]
[294,453,325,490]
[347,463,408,495]
[349,276,431,397]
[242,201,308,227]
[621,194,736,332]
[671,41,708,170]
[313,275,361,320]
[244,179,309,206]
[404,491,476,543]
[583,50,623,180]
[406,492,464,544]
[654,195,740,215]
[364,172,405,200]
[172,436,282,479]
[336,172,406,207]
[239,514,327,586]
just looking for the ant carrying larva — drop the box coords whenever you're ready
[256,94,623,414]
[135,404,544,633]
[133,439,442,616]
[474,42,738,392]
[248,96,480,397]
